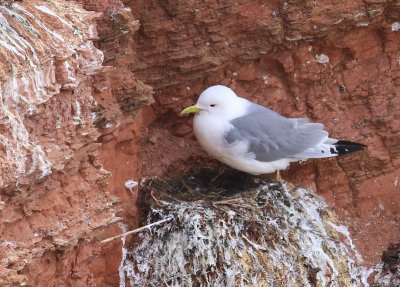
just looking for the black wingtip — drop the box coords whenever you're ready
[335,140,367,148]
[333,140,367,155]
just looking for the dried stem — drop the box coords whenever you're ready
[100,217,173,244]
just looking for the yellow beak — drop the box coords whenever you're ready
[180,105,202,116]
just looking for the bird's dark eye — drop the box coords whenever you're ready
[210,104,216,107]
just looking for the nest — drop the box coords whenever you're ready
[374,242,400,287]
[119,169,370,287]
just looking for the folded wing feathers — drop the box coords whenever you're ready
[225,105,366,162]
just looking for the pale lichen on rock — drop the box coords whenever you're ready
[0,1,103,189]
[0,1,118,286]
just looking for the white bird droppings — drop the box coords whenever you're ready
[391,22,400,32]
[316,53,330,64]
[124,180,138,192]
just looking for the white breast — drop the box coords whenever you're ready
[193,113,230,161]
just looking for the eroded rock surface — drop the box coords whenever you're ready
[0,1,134,285]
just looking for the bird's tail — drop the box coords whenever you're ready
[294,139,367,159]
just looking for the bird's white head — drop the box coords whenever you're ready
[180,85,245,119]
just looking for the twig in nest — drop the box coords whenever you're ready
[180,180,193,192]
[150,190,165,207]
[100,217,174,244]
[216,202,254,210]
[242,234,268,251]
[211,168,225,182]
[213,198,241,204]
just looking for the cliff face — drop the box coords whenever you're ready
[0,0,399,286]
[0,1,114,285]
[129,0,400,267]
[0,1,151,285]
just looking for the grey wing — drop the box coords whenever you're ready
[224,104,329,162]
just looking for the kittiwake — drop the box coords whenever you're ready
[180,85,366,175]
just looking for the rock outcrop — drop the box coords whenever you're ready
[0,1,150,285]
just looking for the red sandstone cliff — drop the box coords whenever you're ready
[0,0,399,286]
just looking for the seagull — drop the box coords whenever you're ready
[180,85,366,176]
